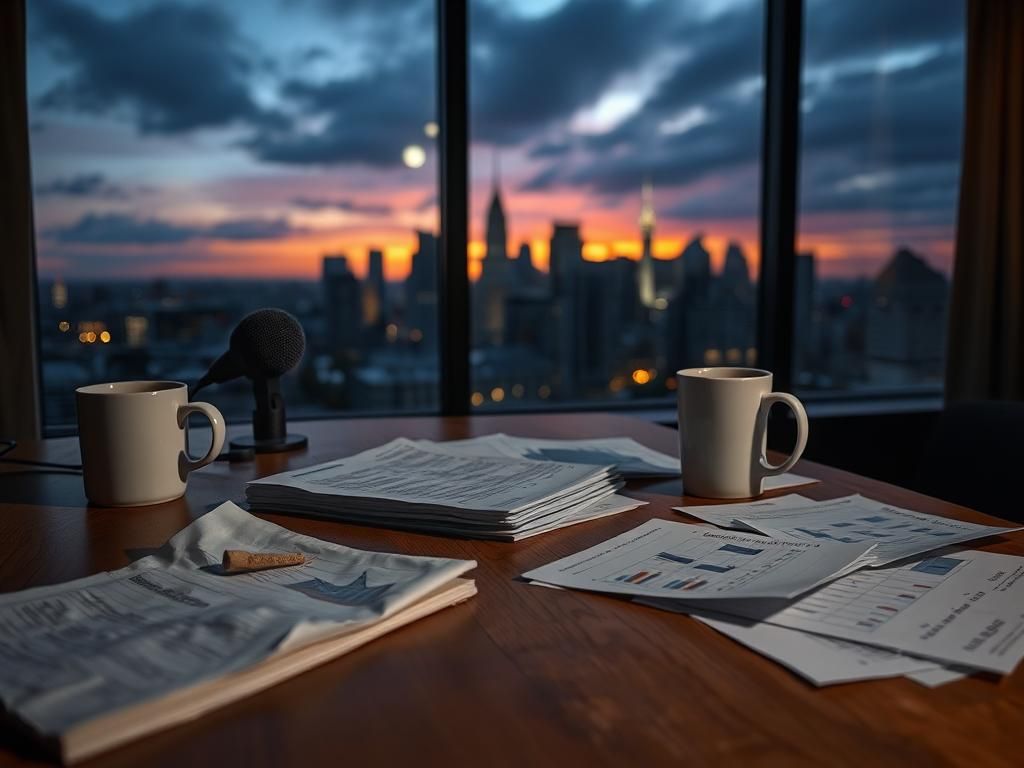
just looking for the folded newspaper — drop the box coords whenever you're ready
[0,502,477,763]
[246,437,641,540]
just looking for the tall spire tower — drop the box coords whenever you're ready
[476,149,508,345]
[637,178,657,309]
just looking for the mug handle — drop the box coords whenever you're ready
[755,392,808,479]
[176,402,226,474]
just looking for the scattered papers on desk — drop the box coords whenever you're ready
[690,613,956,687]
[678,494,1021,567]
[656,548,1024,675]
[522,519,872,600]
[247,437,633,540]
[427,432,681,477]
[0,502,477,763]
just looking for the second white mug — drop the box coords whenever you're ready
[677,367,808,499]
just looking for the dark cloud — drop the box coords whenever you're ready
[801,48,964,166]
[804,0,964,66]
[46,213,304,244]
[519,165,563,193]
[528,140,572,160]
[246,50,433,167]
[36,173,128,199]
[204,217,300,240]
[290,196,393,215]
[32,0,277,134]
[47,213,194,244]
[471,0,677,145]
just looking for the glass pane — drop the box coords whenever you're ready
[467,0,763,410]
[28,0,439,429]
[795,0,964,395]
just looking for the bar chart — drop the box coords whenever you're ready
[601,538,802,594]
[777,555,967,633]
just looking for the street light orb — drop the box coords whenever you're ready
[402,144,427,168]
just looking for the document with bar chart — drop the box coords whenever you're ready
[691,549,1024,675]
[733,495,1021,567]
[522,519,872,600]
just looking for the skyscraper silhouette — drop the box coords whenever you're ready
[636,178,657,309]
[475,152,510,345]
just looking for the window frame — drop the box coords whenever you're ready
[10,0,948,434]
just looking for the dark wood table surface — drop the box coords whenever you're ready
[1,413,1022,767]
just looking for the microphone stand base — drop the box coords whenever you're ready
[230,433,308,454]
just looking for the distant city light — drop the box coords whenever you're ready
[511,384,525,398]
[704,349,722,366]
[386,323,399,342]
[490,387,505,403]
[631,369,651,385]
[85,331,97,343]
[58,320,70,332]
[665,377,678,391]
[746,347,757,366]
[52,281,68,309]
[609,376,626,393]
[471,392,484,407]
[538,385,551,399]
[423,121,439,138]
[78,332,87,343]
[725,348,742,364]
[409,328,423,342]
[402,144,426,169]
[653,297,668,310]
[99,331,111,343]
[841,295,854,308]
[125,316,148,348]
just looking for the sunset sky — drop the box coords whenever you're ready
[26,0,964,282]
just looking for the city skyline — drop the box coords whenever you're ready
[26,0,963,283]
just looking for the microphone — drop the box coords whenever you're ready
[191,309,306,395]
[192,309,308,454]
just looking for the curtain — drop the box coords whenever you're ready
[946,0,1024,401]
[0,0,42,439]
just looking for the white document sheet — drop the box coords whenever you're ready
[676,493,820,529]
[522,519,873,600]
[905,667,969,687]
[671,549,1024,674]
[733,494,1020,566]
[0,502,476,738]
[763,473,819,491]
[426,433,680,477]
[690,614,946,686]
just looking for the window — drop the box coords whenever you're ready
[28,0,440,427]
[794,0,964,395]
[24,1,966,430]
[467,0,763,409]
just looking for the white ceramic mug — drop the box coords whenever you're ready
[76,381,226,507]
[677,367,808,499]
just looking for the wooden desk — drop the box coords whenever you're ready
[1,413,1021,767]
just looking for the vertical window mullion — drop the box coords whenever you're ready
[437,0,470,415]
[757,0,803,392]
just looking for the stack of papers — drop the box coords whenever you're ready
[434,433,682,477]
[525,495,1024,686]
[423,432,819,490]
[0,502,477,763]
[247,437,641,540]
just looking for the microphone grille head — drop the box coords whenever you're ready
[230,308,306,379]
